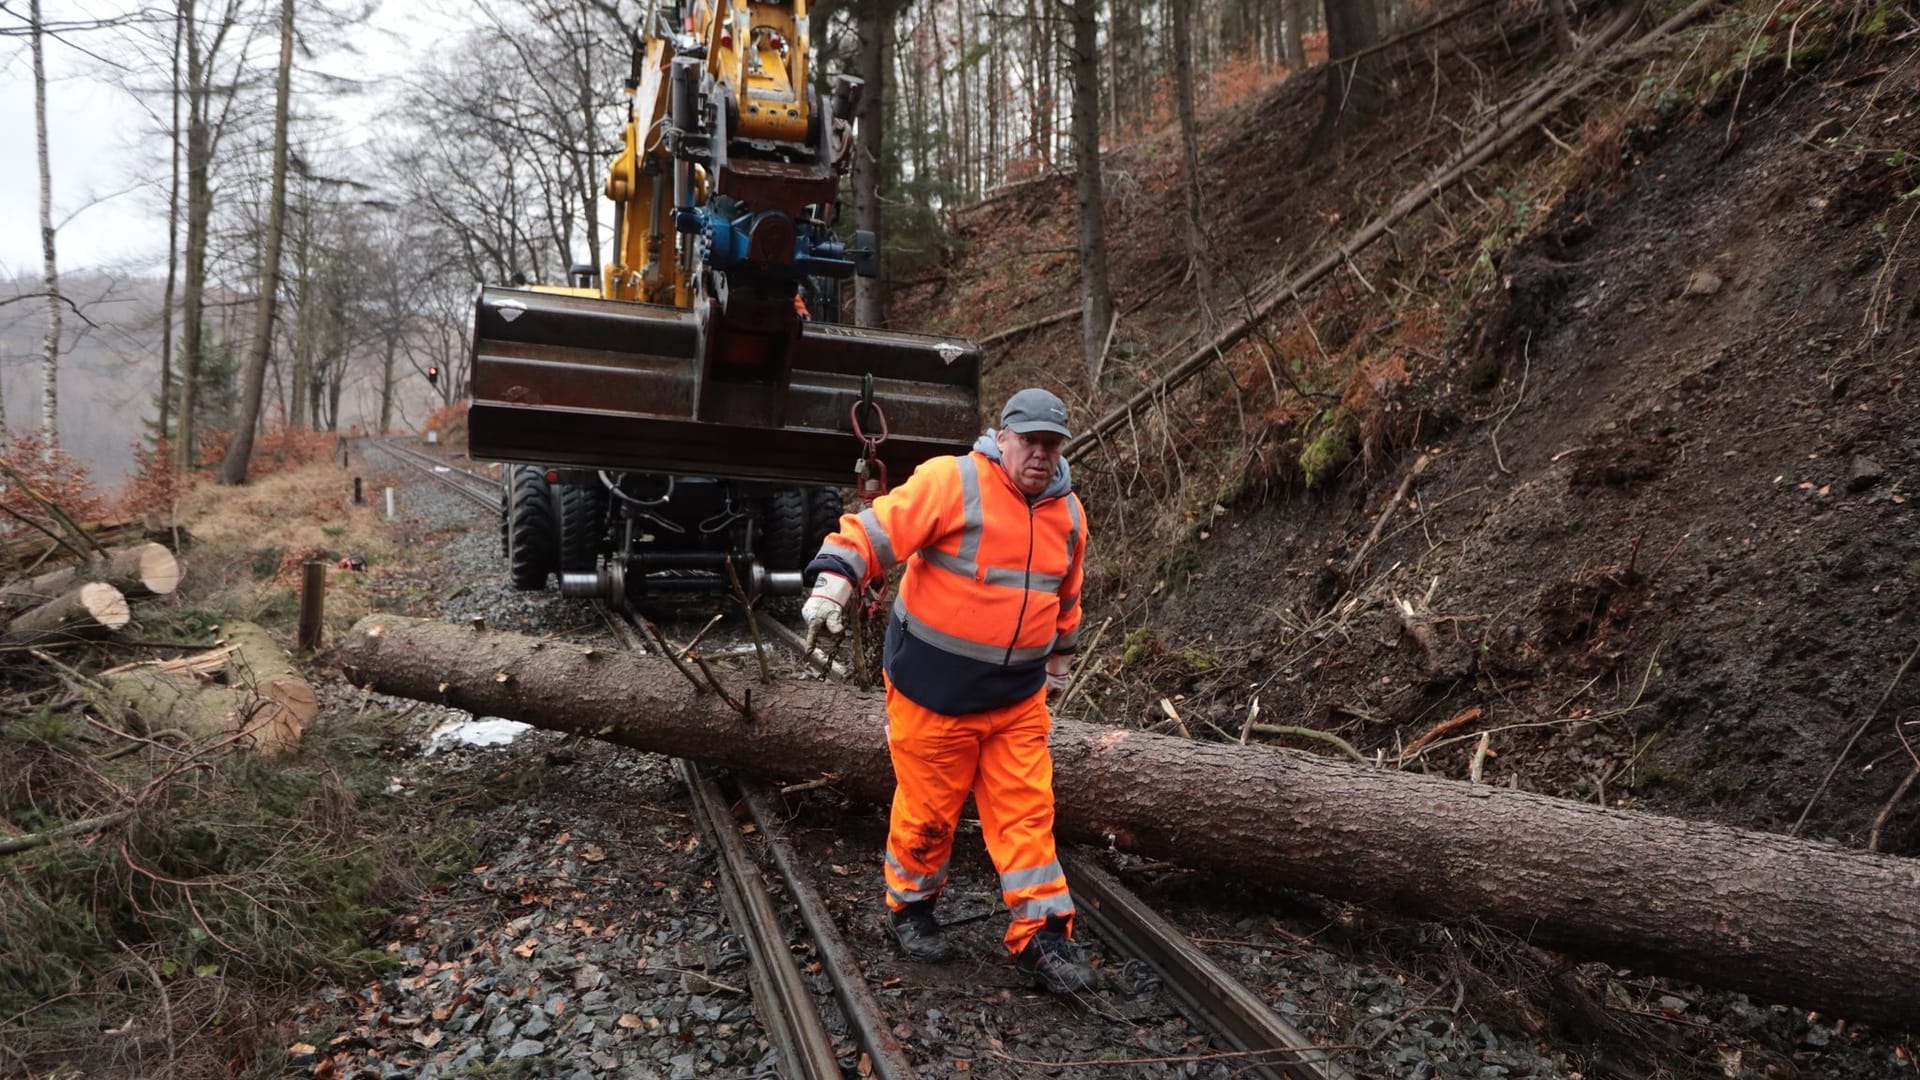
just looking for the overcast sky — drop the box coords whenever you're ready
[0,0,465,277]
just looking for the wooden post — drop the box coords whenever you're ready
[296,561,326,652]
[352,477,363,505]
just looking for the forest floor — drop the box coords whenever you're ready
[4,0,1917,1076]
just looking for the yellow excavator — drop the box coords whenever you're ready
[468,0,981,602]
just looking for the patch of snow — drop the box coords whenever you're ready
[425,716,533,755]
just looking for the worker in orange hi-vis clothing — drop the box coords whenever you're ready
[801,387,1095,994]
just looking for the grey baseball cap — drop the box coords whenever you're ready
[1000,388,1071,438]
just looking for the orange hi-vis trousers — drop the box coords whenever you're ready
[881,682,1075,955]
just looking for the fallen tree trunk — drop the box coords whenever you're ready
[2,582,131,647]
[101,621,317,754]
[337,614,1920,1032]
[0,542,183,619]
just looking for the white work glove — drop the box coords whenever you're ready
[801,573,854,639]
[1045,653,1073,696]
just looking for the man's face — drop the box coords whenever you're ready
[996,428,1065,496]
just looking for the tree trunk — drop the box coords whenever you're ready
[1545,0,1575,52]
[0,542,182,620]
[31,0,62,446]
[291,198,313,429]
[378,334,397,434]
[852,0,891,328]
[2,582,130,648]
[101,621,315,754]
[1068,0,1113,385]
[336,613,1920,1034]
[220,0,295,485]
[1171,0,1214,328]
[176,0,210,474]
[1308,0,1383,157]
[1026,0,1051,171]
[1283,0,1310,72]
[158,0,184,449]
[325,365,343,431]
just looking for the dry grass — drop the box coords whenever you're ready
[165,460,404,633]
[175,460,390,556]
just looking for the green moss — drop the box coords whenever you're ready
[1121,626,1159,667]
[1466,349,1505,390]
[1153,542,1202,592]
[1860,0,1900,36]
[1178,646,1224,672]
[1631,764,1692,794]
[1298,406,1361,488]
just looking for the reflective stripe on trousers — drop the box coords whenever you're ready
[882,682,1074,954]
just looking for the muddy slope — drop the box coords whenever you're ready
[898,20,1918,850]
[1163,48,1917,850]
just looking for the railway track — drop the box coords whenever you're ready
[373,439,1355,1079]
[372,438,500,510]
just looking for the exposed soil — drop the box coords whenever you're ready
[894,13,1919,850]
[1146,37,1919,845]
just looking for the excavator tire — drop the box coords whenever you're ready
[557,481,608,574]
[758,488,810,571]
[807,487,844,552]
[506,465,558,591]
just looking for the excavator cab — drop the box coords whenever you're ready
[468,0,981,603]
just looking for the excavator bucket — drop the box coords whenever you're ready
[467,286,983,486]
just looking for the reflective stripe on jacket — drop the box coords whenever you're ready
[807,447,1087,716]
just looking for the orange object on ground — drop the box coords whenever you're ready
[881,682,1073,955]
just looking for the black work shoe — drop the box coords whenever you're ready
[1015,914,1095,993]
[887,901,958,963]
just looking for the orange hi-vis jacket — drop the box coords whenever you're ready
[807,434,1087,716]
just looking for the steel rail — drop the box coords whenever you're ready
[752,610,852,679]
[596,606,854,1080]
[678,760,847,1080]
[1062,853,1354,1080]
[760,620,1353,1080]
[732,778,919,1080]
[373,439,501,511]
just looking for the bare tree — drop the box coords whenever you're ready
[1308,0,1383,156]
[1171,0,1213,328]
[30,0,62,444]
[174,0,257,472]
[158,0,183,446]
[1283,0,1310,71]
[850,0,899,327]
[219,0,293,484]
[1068,0,1112,384]
[1546,0,1574,52]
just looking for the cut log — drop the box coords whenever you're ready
[0,519,189,579]
[0,542,184,620]
[336,614,1920,1032]
[2,583,131,648]
[99,621,317,755]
